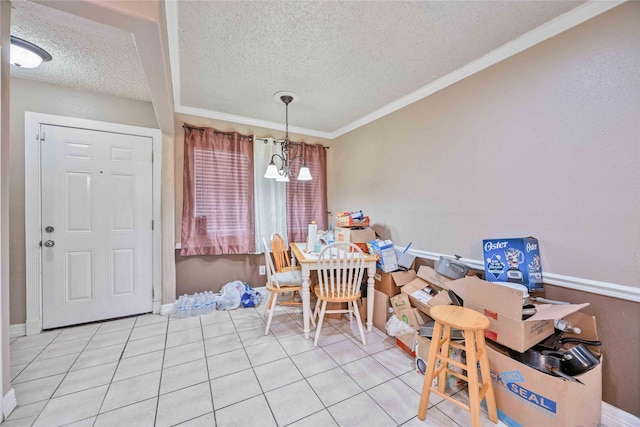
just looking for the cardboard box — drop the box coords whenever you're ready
[413,334,465,393]
[394,248,417,271]
[390,293,419,329]
[396,331,417,357]
[415,265,454,290]
[336,215,370,228]
[487,312,601,427]
[356,297,367,323]
[483,237,543,292]
[335,226,376,252]
[367,239,398,272]
[372,289,390,332]
[400,266,453,318]
[448,276,588,352]
[375,269,417,297]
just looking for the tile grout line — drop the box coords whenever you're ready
[30,323,107,427]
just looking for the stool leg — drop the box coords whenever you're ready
[465,330,482,427]
[418,321,443,420]
[476,330,498,423]
[437,325,452,395]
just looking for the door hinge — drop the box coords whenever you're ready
[151,151,154,163]
[152,220,154,230]
[36,131,45,141]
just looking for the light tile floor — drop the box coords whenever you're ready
[6,300,508,427]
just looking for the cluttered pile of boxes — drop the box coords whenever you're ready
[336,223,603,427]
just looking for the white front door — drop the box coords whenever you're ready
[40,124,153,329]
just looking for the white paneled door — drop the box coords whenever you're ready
[41,125,153,329]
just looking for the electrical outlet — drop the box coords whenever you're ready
[259,265,266,275]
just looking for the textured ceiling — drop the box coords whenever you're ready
[10,0,150,102]
[172,1,585,136]
[10,1,593,137]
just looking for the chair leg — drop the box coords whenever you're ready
[264,292,279,335]
[351,300,366,345]
[309,303,316,328]
[313,300,327,346]
[264,292,275,316]
[312,297,321,323]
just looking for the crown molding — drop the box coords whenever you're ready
[166,1,625,140]
[175,105,333,140]
[330,0,625,138]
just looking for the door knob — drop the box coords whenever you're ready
[44,240,55,247]
[45,226,54,233]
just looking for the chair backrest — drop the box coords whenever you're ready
[270,233,291,272]
[316,242,366,298]
[262,237,280,290]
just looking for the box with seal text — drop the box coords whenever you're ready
[482,237,543,292]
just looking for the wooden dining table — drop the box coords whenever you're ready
[289,242,378,340]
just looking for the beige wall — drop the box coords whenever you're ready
[9,78,158,324]
[330,3,640,288]
[330,3,640,416]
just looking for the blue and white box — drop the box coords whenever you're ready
[482,237,543,292]
[367,239,398,273]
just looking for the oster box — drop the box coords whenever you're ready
[482,237,543,292]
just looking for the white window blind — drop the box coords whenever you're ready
[194,148,251,236]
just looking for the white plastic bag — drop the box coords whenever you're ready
[213,280,246,310]
[385,315,415,337]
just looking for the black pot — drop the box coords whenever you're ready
[515,348,583,384]
[542,343,600,376]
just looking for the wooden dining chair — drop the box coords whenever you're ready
[313,242,367,346]
[270,233,303,307]
[262,238,315,334]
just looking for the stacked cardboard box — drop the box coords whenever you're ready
[447,276,588,352]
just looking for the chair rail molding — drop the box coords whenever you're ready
[402,247,640,303]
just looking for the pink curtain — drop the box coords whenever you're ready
[287,142,328,242]
[181,126,255,255]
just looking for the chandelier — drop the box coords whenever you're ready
[263,93,312,182]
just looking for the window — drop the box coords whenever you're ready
[181,127,255,255]
[286,142,328,243]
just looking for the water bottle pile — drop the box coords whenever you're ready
[175,291,217,318]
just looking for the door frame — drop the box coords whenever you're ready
[25,112,162,335]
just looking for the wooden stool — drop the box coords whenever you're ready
[417,305,498,427]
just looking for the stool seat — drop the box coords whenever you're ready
[429,305,490,331]
[417,305,498,427]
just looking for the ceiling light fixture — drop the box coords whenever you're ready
[10,36,52,68]
[264,92,312,182]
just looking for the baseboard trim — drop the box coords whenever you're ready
[3,388,16,420]
[9,324,26,339]
[403,247,640,303]
[602,401,640,426]
[160,303,175,316]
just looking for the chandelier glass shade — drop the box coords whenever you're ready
[264,94,312,181]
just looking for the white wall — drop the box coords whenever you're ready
[330,3,640,288]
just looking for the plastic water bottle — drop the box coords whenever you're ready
[193,293,204,317]
[203,291,215,314]
[327,227,335,245]
[176,296,186,318]
[184,297,193,318]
